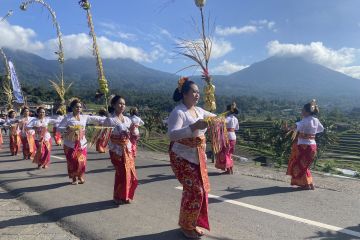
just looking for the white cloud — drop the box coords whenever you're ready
[267,40,356,69]
[0,21,157,62]
[211,39,233,58]
[216,19,276,36]
[99,22,137,41]
[159,28,172,39]
[267,40,360,79]
[213,60,248,74]
[0,21,44,52]
[338,66,360,79]
[45,33,152,62]
[215,25,257,36]
[251,19,276,30]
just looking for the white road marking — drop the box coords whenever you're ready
[175,186,360,238]
[51,155,66,160]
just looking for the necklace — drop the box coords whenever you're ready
[116,114,124,123]
[189,107,199,119]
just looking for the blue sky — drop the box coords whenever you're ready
[1,0,360,77]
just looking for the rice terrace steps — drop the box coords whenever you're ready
[139,121,360,173]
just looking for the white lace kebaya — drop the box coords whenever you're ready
[104,115,133,157]
[226,114,239,141]
[58,114,106,149]
[296,116,324,145]
[167,103,215,165]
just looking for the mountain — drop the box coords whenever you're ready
[1,48,178,93]
[1,49,360,108]
[217,56,360,107]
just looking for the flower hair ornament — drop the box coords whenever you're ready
[231,102,237,113]
[310,99,317,112]
[178,77,189,92]
[108,94,115,106]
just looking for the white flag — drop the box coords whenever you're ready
[8,61,24,104]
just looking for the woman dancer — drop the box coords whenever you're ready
[168,77,215,238]
[286,100,324,190]
[27,107,60,169]
[129,107,144,159]
[6,110,21,156]
[58,98,105,184]
[215,103,239,174]
[105,95,138,205]
[19,107,36,160]
[53,109,64,146]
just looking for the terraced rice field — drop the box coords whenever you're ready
[138,122,360,173]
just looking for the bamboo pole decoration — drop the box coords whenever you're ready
[78,0,109,109]
[178,0,216,112]
[0,48,13,109]
[20,0,70,114]
[195,0,216,112]
[0,10,14,109]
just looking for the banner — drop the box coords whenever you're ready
[8,61,24,104]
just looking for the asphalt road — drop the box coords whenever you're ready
[1,138,360,240]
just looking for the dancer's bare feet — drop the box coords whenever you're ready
[71,177,77,185]
[180,228,200,239]
[195,227,204,236]
[78,177,85,184]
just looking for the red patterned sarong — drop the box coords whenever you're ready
[33,139,52,167]
[130,135,139,159]
[169,136,210,231]
[64,143,87,178]
[287,143,317,187]
[109,135,138,201]
[53,127,62,146]
[96,136,107,153]
[215,140,235,170]
[21,133,36,160]
[9,126,20,155]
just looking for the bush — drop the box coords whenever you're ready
[322,160,335,173]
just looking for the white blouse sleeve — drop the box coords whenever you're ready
[316,121,324,134]
[86,115,106,125]
[104,117,113,127]
[139,117,145,126]
[167,109,193,141]
[26,119,36,128]
[234,117,239,130]
[57,116,68,132]
[47,117,61,125]
[296,121,302,132]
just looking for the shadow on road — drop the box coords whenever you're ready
[0,182,68,198]
[0,200,117,229]
[87,168,113,174]
[138,174,175,185]
[0,167,36,175]
[307,224,360,239]
[0,173,68,186]
[209,186,295,204]
[0,159,25,163]
[136,164,170,169]
[117,229,184,240]
[118,229,235,240]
